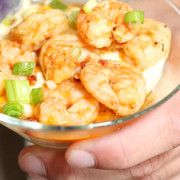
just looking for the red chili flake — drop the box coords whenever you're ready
[80,61,86,68]
[27,117,38,122]
[74,74,80,80]
[10,64,13,70]
[28,75,37,85]
[80,59,89,68]
[99,60,108,66]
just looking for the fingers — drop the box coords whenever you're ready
[19,145,180,180]
[18,146,132,180]
[144,146,180,180]
[65,91,180,170]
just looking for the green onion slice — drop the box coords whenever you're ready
[49,0,67,11]
[5,80,30,104]
[12,62,35,76]
[1,15,15,26]
[3,103,24,118]
[124,10,144,24]
[31,88,43,105]
[83,0,97,14]
[68,9,80,29]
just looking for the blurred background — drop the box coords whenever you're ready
[0,125,26,180]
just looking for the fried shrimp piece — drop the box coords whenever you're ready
[9,9,69,51]
[113,23,141,44]
[120,19,171,70]
[80,60,146,116]
[0,40,36,65]
[39,34,98,84]
[77,0,131,48]
[39,80,99,125]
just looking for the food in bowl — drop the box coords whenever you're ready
[0,0,171,126]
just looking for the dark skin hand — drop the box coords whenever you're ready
[18,91,180,180]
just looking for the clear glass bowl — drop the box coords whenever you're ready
[0,0,179,149]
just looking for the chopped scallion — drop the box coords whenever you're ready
[68,9,80,29]
[83,0,97,14]
[1,15,15,26]
[3,103,24,118]
[124,10,144,24]
[13,62,35,76]
[31,88,43,104]
[49,0,67,11]
[5,80,30,103]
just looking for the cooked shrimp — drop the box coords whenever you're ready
[80,60,146,116]
[77,0,131,48]
[9,9,69,51]
[0,40,36,65]
[95,105,119,122]
[113,23,141,44]
[39,80,99,125]
[39,34,98,84]
[120,19,171,70]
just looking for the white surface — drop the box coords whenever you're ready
[143,58,166,93]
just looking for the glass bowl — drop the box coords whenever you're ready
[0,0,179,149]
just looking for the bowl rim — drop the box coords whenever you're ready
[0,85,179,131]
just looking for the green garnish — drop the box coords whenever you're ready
[5,80,30,104]
[31,88,43,105]
[124,10,144,24]
[12,62,35,76]
[49,0,67,11]
[1,15,15,26]
[83,0,97,14]
[68,9,80,29]
[3,103,24,118]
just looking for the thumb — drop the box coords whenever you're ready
[65,91,180,170]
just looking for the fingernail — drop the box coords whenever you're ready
[19,153,46,177]
[67,150,95,168]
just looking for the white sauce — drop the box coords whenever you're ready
[22,104,33,118]
[100,51,123,62]
[31,72,45,89]
[0,24,10,39]
[143,58,166,93]
[46,80,57,90]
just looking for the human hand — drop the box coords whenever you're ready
[18,91,180,180]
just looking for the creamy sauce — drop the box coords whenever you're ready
[143,58,166,93]
[22,104,33,118]
[100,51,123,62]
[31,72,45,90]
